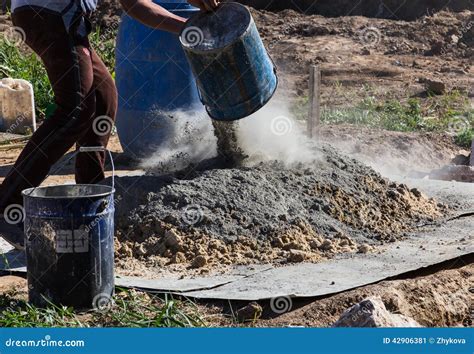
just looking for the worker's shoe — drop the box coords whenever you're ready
[0,215,25,251]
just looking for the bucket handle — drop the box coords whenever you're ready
[24,147,115,197]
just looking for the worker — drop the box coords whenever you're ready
[0,0,220,250]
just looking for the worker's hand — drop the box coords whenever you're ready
[188,0,220,12]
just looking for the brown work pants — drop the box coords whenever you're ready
[0,8,117,210]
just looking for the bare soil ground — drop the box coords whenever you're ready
[256,9,473,106]
[238,0,473,20]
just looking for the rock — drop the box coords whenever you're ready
[452,153,469,166]
[288,249,308,263]
[320,239,333,251]
[333,297,421,327]
[191,255,208,268]
[424,79,446,95]
[410,188,423,198]
[164,229,182,250]
[309,239,321,249]
[428,41,443,55]
[171,252,186,264]
[357,244,372,254]
[236,302,263,322]
[387,189,399,199]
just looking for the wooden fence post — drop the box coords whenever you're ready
[307,65,321,139]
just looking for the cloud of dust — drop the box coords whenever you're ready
[140,108,217,173]
[141,92,319,172]
[235,95,319,165]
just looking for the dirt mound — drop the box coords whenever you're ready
[319,125,466,176]
[90,0,123,29]
[251,8,473,107]
[91,0,473,25]
[239,0,473,20]
[116,145,445,273]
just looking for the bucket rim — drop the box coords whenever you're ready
[180,2,253,54]
[22,184,115,199]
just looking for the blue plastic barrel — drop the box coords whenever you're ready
[115,1,201,159]
[180,2,278,121]
[22,184,115,309]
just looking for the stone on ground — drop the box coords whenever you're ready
[333,297,421,327]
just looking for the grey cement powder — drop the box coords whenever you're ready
[119,144,443,246]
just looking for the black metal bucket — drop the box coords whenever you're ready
[22,148,115,309]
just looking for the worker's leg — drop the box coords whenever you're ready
[75,48,118,184]
[0,9,96,210]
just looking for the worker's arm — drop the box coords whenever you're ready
[119,0,220,34]
[119,0,187,33]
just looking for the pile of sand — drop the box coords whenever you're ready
[115,144,445,274]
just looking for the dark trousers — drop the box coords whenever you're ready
[0,8,117,210]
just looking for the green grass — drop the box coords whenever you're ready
[292,88,474,147]
[0,26,117,121]
[0,38,53,120]
[455,129,473,148]
[0,294,84,327]
[89,27,118,79]
[0,289,206,328]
